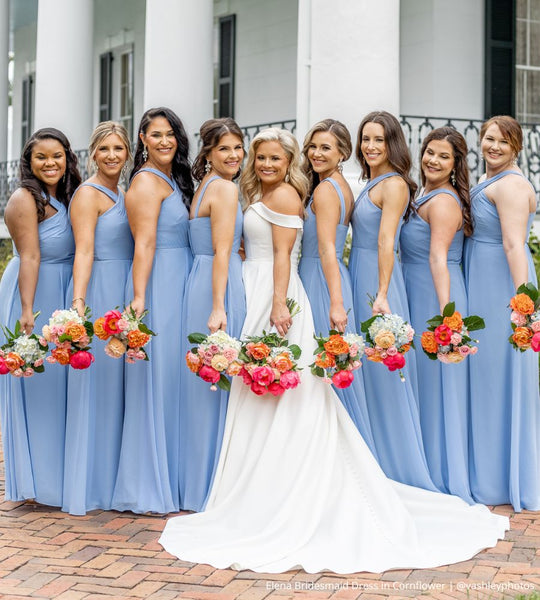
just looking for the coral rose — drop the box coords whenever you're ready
[315,352,336,369]
[246,342,271,360]
[324,335,350,355]
[512,326,533,348]
[199,365,220,384]
[70,350,95,370]
[103,310,123,336]
[51,347,71,365]
[272,352,294,373]
[373,330,395,349]
[332,370,354,389]
[5,352,24,371]
[421,331,438,354]
[93,317,109,340]
[510,293,535,315]
[251,365,275,386]
[127,329,150,349]
[185,351,202,373]
[532,332,540,352]
[443,311,464,332]
[434,324,452,345]
[0,357,9,375]
[65,323,86,342]
[267,381,285,397]
[105,337,127,358]
[383,353,406,371]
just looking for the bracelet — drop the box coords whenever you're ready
[71,297,85,305]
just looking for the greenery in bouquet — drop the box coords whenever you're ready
[310,331,364,388]
[509,282,540,352]
[43,307,94,369]
[0,317,48,377]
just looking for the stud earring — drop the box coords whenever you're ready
[450,170,456,186]
[142,146,148,162]
[205,160,212,174]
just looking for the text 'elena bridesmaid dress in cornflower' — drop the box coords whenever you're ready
[0,196,74,506]
[464,170,540,511]
[112,168,192,514]
[348,172,437,492]
[400,188,473,503]
[63,183,134,515]
[299,177,378,459]
[178,175,246,511]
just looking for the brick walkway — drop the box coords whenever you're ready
[0,446,539,600]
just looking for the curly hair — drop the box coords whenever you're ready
[18,127,81,222]
[419,127,473,236]
[302,118,352,197]
[192,118,244,181]
[240,128,309,208]
[87,121,132,175]
[131,107,194,207]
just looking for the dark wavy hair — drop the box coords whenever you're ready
[302,118,352,197]
[355,111,417,203]
[192,118,244,182]
[419,127,473,236]
[131,107,194,207]
[19,127,81,222]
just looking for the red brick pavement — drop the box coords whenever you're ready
[0,443,539,600]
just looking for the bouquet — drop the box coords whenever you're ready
[421,302,484,363]
[361,313,415,381]
[94,307,155,363]
[310,331,365,388]
[43,308,94,370]
[509,282,540,351]
[236,331,301,397]
[186,330,243,391]
[0,318,48,377]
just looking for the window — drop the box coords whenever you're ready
[119,50,134,139]
[516,0,540,122]
[21,74,34,149]
[99,51,113,122]
[217,15,236,118]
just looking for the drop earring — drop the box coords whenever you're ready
[205,160,212,174]
[142,146,148,162]
[451,170,456,186]
[284,170,290,183]
[337,160,343,174]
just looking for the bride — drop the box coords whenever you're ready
[159,128,508,574]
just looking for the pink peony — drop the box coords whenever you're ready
[511,311,527,327]
[434,324,453,345]
[251,365,275,386]
[103,310,123,336]
[0,358,9,375]
[199,365,220,383]
[239,366,253,386]
[279,370,301,389]
[250,381,267,395]
[532,332,540,352]
[450,332,462,345]
[267,381,285,397]
[69,351,95,370]
[222,347,239,362]
[332,370,354,389]
[383,353,406,371]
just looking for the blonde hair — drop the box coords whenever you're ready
[240,127,309,207]
[87,121,132,174]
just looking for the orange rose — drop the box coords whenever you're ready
[315,352,336,369]
[401,343,411,353]
[443,311,464,332]
[512,326,533,348]
[510,293,535,315]
[5,352,24,371]
[373,331,395,349]
[421,331,438,354]
[52,347,71,365]
[272,352,294,373]
[246,342,271,360]
[94,317,110,340]
[366,352,384,363]
[65,323,86,342]
[324,335,350,355]
[127,329,150,349]
[185,351,202,373]
[227,361,243,376]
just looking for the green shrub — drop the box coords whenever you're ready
[0,238,12,279]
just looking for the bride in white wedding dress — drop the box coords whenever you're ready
[159,128,508,574]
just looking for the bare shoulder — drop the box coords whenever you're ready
[71,183,101,206]
[380,174,408,195]
[207,177,238,203]
[5,187,38,219]
[128,170,170,200]
[264,183,303,216]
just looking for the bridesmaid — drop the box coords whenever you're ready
[348,111,437,491]
[0,128,79,506]
[62,122,133,515]
[298,119,378,458]
[464,115,540,511]
[400,127,474,502]
[178,118,246,512]
[112,107,194,514]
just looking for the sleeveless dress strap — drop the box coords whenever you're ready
[194,175,221,218]
[135,167,175,190]
[354,171,400,212]
[250,202,303,229]
[415,188,461,209]
[472,170,523,199]
[48,196,63,212]
[79,182,118,203]
[322,178,346,225]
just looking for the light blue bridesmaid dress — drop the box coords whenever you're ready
[298,177,378,459]
[348,172,437,491]
[62,183,134,515]
[0,196,74,506]
[464,170,540,511]
[112,168,192,514]
[178,176,246,511]
[400,188,473,503]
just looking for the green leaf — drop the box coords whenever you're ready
[288,344,301,359]
[187,332,207,344]
[442,302,455,317]
[426,316,444,329]
[139,323,156,336]
[14,320,21,336]
[463,316,485,331]
[34,365,45,373]
[313,366,325,378]
[217,375,231,391]
[360,316,376,334]
[422,349,438,360]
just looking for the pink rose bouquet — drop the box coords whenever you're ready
[236,331,302,397]
[94,306,155,363]
[508,282,540,352]
[310,330,364,389]
[360,312,415,382]
[0,317,48,377]
[421,302,484,364]
[186,330,242,391]
[43,307,94,370]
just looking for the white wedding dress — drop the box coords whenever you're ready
[159,203,509,574]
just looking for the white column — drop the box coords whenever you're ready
[34,0,94,150]
[0,0,9,161]
[143,0,213,140]
[296,0,400,145]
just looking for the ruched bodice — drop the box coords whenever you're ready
[401,188,463,264]
[243,203,303,265]
[302,178,348,259]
